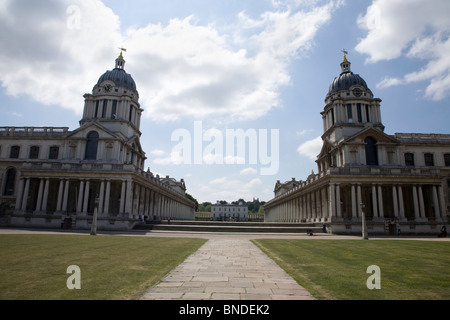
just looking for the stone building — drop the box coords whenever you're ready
[0,52,195,230]
[265,54,450,234]
[211,201,248,221]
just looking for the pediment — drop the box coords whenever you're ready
[344,126,399,145]
[67,122,121,140]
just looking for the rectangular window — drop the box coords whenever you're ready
[10,146,20,158]
[49,146,59,160]
[331,108,335,125]
[357,103,362,122]
[445,154,450,167]
[365,105,370,122]
[424,153,434,166]
[95,100,99,118]
[405,153,414,166]
[102,99,107,118]
[111,100,117,119]
[128,105,133,122]
[347,104,353,123]
[29,146,40,159]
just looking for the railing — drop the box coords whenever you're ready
[22,161,192,200]
[0,127,69,137]
[267,165,442,206]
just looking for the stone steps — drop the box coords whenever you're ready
[134,220,325,234]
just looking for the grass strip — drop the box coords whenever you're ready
[0,234,206,300]
[253,239,450,300]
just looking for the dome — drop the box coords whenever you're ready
[327,71,370,96]
[96,68,137,92]
[326,55,372,98]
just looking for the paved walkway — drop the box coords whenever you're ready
[140,238,315,300]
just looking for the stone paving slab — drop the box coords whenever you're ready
[140,239,315,300]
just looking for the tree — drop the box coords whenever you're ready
[185,193,199,211]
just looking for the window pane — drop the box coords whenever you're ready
[49,146,59,159]
[365,137,378,165]
[29,146,39,159]
[444,154,450,167]
[424,153,434,166]
[85,131,99,160]
[10,146,20,158]
[405,153,414,166]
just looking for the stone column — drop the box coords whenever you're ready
[15,177,25,213]
[77,180,85,213]
[329,183,336,220]
[98,180,105,215]
[377,185,384,219]
[372,184,378,219]
[351,184,357,219]
[21,178,31,211]
[432,185,441,221]
[56,179,64,212]
[125,180,133,217]
[418,185,426,220]
[62,179,70,213]
[398,185,405,221]
[357,184,362,218]
[119,180,126,214]
[336,184,342,219]
[412,185,420,221]
[392,185,399,219]
[42,178,50,213]
[104,180,111,215]
[438,185,446,221]
[82,180,90,214]
[35,179,44,213]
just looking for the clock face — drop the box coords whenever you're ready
[353,88,362,97]
[103,84,112,92]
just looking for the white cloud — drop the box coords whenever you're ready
[296,129,313,136]
[297,136,322,160]
[376,76,404,89]
[356,0,450,100]
[152,150,184,165]
[0,0,122,115]
[0,0,342,122]
[150,149,166,157]
[201,174,267,202]
[240,167,258,175]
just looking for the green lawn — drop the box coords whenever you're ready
[253,239,450,300]
[0,234,206,300]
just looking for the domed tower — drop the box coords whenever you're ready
[321,51,383,144]
[81,50,143,138]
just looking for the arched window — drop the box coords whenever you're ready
[85,131,99,160]
[3,168,16,196]
[365,136,378,166]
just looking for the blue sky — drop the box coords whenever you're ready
[1,0,449,203]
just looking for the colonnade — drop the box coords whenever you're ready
[265,181,447,223]
[14,175,194,221]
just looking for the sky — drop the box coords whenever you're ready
[1,0,449,203]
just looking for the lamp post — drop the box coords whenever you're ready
[90,195,99,236]
[360,202,368,240]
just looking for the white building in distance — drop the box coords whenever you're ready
[211,201,248,221]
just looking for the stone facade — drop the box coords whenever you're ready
[0,52,195,230]
[211,203,248,221]
[265,55,450,235]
